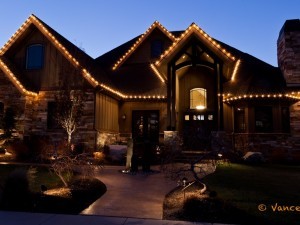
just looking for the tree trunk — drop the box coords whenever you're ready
[58,172,68,187]
[67,132,72,145]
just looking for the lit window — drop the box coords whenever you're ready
[190,88,207,110]
[208,115,213,120]
[26,44,44,69]
[185,115,190,121]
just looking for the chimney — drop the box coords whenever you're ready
[277,19,300,86]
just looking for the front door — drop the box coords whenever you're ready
[132,110,159,143]
[183,112,215,150]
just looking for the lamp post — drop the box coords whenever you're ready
[182,177,187,200]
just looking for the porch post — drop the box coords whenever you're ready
[167,64,172,129]
[167,63,176,130]
[171,63,176,129]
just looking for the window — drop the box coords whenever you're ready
[235,107,246,132]
[190,88,207,110]
[26,44,44,69]
[47,102,59,129]
[281,107,290,133]
[255,107,273,132]
[151,40,163,58]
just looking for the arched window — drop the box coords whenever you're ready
[190,88,207,110]
[26,44,44,69]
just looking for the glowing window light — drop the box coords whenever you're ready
[190,88,207,110]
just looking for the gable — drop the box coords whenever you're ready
[112,21,176,70]
[0,14,128,99]
[151,23,237,81]
[124,27,174,65]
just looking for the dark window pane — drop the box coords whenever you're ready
[26,44,44,69]
[151,40,163,58]
[47,102,60,129]
[255,107,273,132]
[235,107,246,132]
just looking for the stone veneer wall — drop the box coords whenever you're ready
[0,70,28,139]
[0,76,97,150]
[277,20,300,84]
[277,19,300,139]
[26,90,97,150]
[233,133,300,162]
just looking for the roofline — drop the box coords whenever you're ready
[0,14,130,98]
[154,23,236,67]
[0,58,38,97]
[112,21,176,70]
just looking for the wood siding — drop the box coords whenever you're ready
[6,26,87,91]
[95,93,119,132]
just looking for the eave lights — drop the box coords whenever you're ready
[155,23,236,67]
[222,93,300,103]
[231,59,241,81]
[112,21,176,70]
[0,58,38,97]
[150,64,165,83]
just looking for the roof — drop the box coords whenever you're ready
[0,15,295,101]
[0,14,124,98]
[96,22,286,100]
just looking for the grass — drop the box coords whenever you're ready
[164,163,300,225]
[0,164,106,214]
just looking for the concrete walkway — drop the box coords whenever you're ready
[81,165,177,219]
[0,211,235,225]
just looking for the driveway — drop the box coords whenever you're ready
[81,165,177,219]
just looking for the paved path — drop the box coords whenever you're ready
[81,165,177,219]
[0,211,235,225]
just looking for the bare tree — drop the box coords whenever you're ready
[44,141,102,187]
[160,132,230,192]
[55,87,85,146]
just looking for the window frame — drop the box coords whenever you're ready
[254,106,273,133]
[190,88,207,110]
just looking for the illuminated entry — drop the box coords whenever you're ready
[190,88,207,110]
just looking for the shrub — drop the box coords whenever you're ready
[0,146,6,154]
[0,167,36,210]
[243,151,265,164]
[6,141,31,161]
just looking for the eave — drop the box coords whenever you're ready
[0,58,38,97]
[112,21,176,70]
[151,23,238,80]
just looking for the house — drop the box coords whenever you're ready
[0,15,300,160]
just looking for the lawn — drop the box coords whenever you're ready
[0,164,106,214]
[164,163,300,225]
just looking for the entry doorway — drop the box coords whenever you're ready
[131,110,159,171]
[132,110,159,143]
[183,112,216,150]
